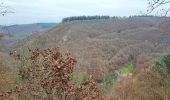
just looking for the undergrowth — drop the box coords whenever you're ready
[99,72,115,95]
[112,54,170,100]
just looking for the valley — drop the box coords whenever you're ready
[0,16,170,99]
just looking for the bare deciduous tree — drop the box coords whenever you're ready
[0,1,13,16]
[147,0,170,16]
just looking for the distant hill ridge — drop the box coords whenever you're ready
[0,23,57,42]
[0,23,57,38]
[0,23,57,52]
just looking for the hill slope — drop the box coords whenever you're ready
[0,23,57,52]
[0,23,56,42]
[13,17,170,81]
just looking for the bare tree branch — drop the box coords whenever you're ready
[147,0,170,16]
[0,1,14,16]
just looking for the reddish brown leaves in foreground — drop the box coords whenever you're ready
[10,48,104,100]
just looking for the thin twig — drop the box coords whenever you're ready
[147,0,170,16]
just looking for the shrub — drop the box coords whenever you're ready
[99,72,114,95]
[9,48,104,100]
[104,72,115,87]
[155,54,170,78]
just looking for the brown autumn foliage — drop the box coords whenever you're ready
[3,48,104,100]
[0,48,170,100]
[112,65,170,100]
[0,33,5,38]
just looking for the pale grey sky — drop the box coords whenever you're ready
[0,0,149,25]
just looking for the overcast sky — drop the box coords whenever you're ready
[0,0,148,25]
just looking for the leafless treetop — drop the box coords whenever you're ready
[0,1,13,16]
[147,0,170,16]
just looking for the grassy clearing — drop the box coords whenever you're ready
[119,61,133,74]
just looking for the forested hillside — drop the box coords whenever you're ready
[0,16,170,99]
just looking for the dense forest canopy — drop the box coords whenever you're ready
[62,16,119,23]
[61,15,166,23]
